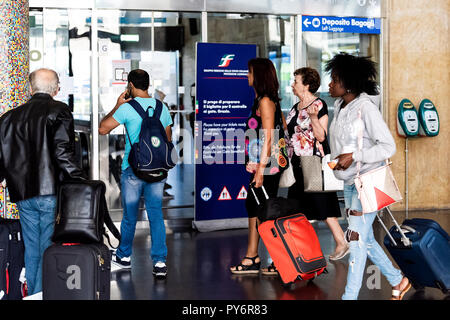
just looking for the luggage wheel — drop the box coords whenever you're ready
[281,282,295,290]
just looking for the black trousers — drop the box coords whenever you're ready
[287,157,341,221]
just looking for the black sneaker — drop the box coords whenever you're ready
[111,252,131,269]
[153,261,167,278]
[163,191,174,200]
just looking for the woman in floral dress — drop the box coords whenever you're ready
[286,67,349,261]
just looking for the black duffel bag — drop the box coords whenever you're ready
[250,184,301,222]
[52,180,121,247]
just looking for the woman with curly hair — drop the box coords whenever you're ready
[326,53,410,300]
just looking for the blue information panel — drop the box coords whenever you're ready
[195,43,257,222]
[302,15,381,34]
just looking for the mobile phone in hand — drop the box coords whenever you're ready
[328,159,338,169]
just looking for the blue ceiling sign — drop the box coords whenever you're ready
[302,15,381,34]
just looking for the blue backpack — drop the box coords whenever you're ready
[125,99,177,182]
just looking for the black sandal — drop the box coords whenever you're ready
[230,256,261,274]
[261,262,278,276]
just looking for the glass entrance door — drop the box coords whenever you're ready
[29,8,93,178]
[96,10,200,221]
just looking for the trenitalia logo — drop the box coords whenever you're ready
[218,54,235,67]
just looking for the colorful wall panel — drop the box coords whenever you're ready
[0,0,29,219]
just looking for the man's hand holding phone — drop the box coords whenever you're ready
[116,90,132,108]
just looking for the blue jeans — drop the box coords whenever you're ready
[116,167,167,264]
[16,195,56,295]
[342,184,403,300]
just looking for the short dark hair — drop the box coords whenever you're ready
[293,67,321,93]
[127,69,150,90]
[325,53,378,96]
[248,58,280,103]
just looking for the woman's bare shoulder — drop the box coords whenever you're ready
[258,96,276,112]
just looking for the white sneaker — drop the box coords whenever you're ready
[22,291,43,300]
[153,261,167,278]
[111,252,131,269]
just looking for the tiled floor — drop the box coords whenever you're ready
[108,163,449,301]
[110,220,448,301]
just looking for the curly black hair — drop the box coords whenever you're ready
[325,53,378,96]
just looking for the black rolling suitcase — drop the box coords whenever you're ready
[42,180,119,300]
[0,218,27,300]
[42,242,111,300]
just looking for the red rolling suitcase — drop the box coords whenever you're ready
[253,187,327,285]
[258,214,328,285]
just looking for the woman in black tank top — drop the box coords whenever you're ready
[230,58,287,275]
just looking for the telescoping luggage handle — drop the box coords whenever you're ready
[376,206,412,247]
[250,184,269,206]
[253,184,412,247]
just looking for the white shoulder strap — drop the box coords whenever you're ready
[356,108,363,176]
[356,107,390,177]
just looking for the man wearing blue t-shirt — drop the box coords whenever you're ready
[99,69,172,278]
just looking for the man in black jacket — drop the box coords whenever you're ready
[0,68,84,295]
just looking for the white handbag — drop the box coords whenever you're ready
[354,160,402,214]
[322,154,344,192]
[278,158,295,188]
[354,109,402,213]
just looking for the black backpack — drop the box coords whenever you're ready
[52,180,121,248]
[125,99,177,183]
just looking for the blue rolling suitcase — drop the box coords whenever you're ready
[377,208,450,293]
